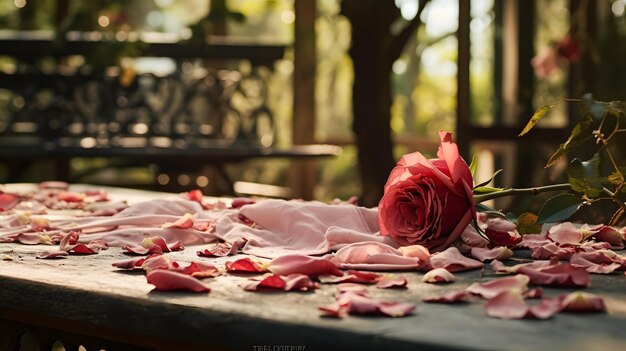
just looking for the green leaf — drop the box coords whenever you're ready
[581,94,607,120]
[516,212,542,235]
[469,153,478,177]
[473,186,505,195]
[519,104,552,136]
[474,169,503,189]
[567,153,604,198]
[608,171,624,186]
[545,117,593,168]
[537,194,584,224]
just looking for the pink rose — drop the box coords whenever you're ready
[378,131,475,252]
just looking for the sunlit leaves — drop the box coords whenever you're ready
[537,194,584,224]
[516,212,541,235]
[545,117,593,168]
[519,104,552,137]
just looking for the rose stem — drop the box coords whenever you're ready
[473,183,572,203]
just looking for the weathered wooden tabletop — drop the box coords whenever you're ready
[1,185,625,351]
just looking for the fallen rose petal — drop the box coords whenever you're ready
[466,275,529,299]
[267,254,342,277]
[36,250,68,259]
[30,217,51,232]
[471,246,513,262]
[59,231,80,251]
[547,222,582,246]
[570,251,622,274]
[142,254,171,272]
[16,233,53,245]
[461,225,490,248]
[161,213,194,229]
[124,244,161,255]
[283,274,320,291]
[39,181,68,190]
[0,193,20,211]
[146,270,210,293]
[428,247,483,272]
[112,256,147,270]
[523,287,543,299]
[376,276,408,289]
[559,292,606,313]
[518,263,590,288]
[346,293,415,317]
[197,243,231,257]
[422,267,455,283]
[526,297,562,319]
[490,259,552,274]
[485,290,528,319]
[243,274,286,291]
[225,257,268,273]
[324,270,380,284]
[484,218,522,248]
[319,301,344,318]
[423,290,474,303]
[516,234,552,250]
[179,261,222,278]
[530,242,576,260]
[592,225,624,248]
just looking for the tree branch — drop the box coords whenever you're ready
[389,0,431,62]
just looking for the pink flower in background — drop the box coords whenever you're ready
[532,46,560,78]
[378,131,474,252]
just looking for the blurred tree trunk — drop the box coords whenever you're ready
[341,0,429,207]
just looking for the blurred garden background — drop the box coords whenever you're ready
[1,0,625,212]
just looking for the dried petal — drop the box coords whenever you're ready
[471,246,513,262]
[423,290,473,303]
[547,222,582,246]
[559,292,606,313]
[268,254,342,277]
[376,276,408,289]
[428,247,483,272]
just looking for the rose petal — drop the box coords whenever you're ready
[461,225,490,248]
[423,290,474,303]
[112,256,148,270]
[471,246,513,262]
[591,225,624,248]
[142,254,172,272]
[485,290,528,319]
[336,283,369,294]
[530,242,576,260]
[231,197,256,209]
[179,261,222,278]
[16,233,53,245]
[518,263,590,288]
[283,273,320,291]
[225,258,268,273]
[558,292,606,313]
[547,222,582,246]
[422,267,455,283]
[376,276,408,289]
[570,252,622,274]
[428,247,484,272]
[268,254,342,277]
[523,287,544,299]
[146,269,210,292]
[398,245,431,261]
[466,275,529,299]
[324,270,380,284]
[36,250,68,259]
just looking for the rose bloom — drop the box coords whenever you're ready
[378,131,475,252]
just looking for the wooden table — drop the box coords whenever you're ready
[1,185,626,351]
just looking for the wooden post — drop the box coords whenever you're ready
[291,0,317,200]
[456,0,471,162]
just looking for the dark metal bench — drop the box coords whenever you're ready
[0,31,340,195]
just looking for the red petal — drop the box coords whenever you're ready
[466,275,529,299]
[530,242,576,260]
[180,261,222,278]
[124,244,161,255]
[146,270,210,292]
[336,283,369,294]
[570,252,622,274]
[283,274,319,291]
[58,191,85,203]
[231,197,256,209]
[39,181,69,190]
[267,255,342,277]
[523,287,543,299]
[142,254,171,272]
[225,257,267,273]
[243,274,286,291]
[376,276,408,289]
[185,189,204,203]
[345,293,415,317]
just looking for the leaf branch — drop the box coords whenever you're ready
[389,0,431,61]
